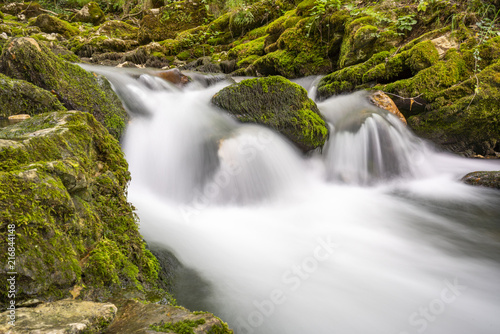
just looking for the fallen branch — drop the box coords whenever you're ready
[121,10,144,21]
[382,91,424,105]
[39,8,59,16]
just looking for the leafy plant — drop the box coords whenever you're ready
[417,0,428,12]
[396,14,417,35]
[233,10,255,27]
[469,7,500,107]
[306,0,341,38]
[363,7,392,25]
[417,0,448,12]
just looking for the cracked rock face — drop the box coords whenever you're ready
[0,300,117,334]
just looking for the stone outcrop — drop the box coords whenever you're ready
[0,37,128,139]
[0,73,67,118]
[212,76,328,152]
[106,299,232,333]
[0,300,117,334]
[70,2,105,25]
[32,14,80,38]
[0,111,161,304]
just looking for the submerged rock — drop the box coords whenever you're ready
[368,90,407,124]
[462,171,500,190]
[0,37,128,139]
[0,111,160,304]
[157,68,190,85]
[212,76,328,152]
[0,300,117,333]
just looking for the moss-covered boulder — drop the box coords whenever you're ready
[138,1,210,44]
[70,2,105,26]
[249,18,332,77]
[0,37,128,139]
[316,50,391,99]
[70,35,140,57]
[0,111,160,304]
[212,76,328,152]
[0,73,67,118]
[227,0,289,37]
[462,171,500,189]
[97,20,139,40]
[337,14,400,69]
[106,299,233,333]
[32,14,80,38]
[1,2,42,18]
[408,58,500,156]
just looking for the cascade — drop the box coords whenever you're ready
[87,66,500,334]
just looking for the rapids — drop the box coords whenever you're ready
[85,66,500,334]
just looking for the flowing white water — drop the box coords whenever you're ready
[89,66,500,334]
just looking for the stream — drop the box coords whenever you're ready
[86,66,500,334]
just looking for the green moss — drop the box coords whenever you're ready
[212,76,328,152]
[70,2,105,25]
[207,319,234,334]
[150,318,206,333]
[407,40,440,74]
[177,50,191,61]
[0,37,128,139]
[0,73,67,117]
[0,111,162,305]
[228,0,288,37]
[160,39,182,56]
[408,59,500,156]
[237,54,260,67]
[384,48,468,101]
[85,238,140,287]
[69,35,139,56]
[250,17,332,78]
[138,1,210,44]
[96,20,139,40]
[228,35,266,61]
[317,51,390,99]
[296,0,317,16]
[32,14,79,38]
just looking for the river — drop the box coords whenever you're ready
[86,66,500,334]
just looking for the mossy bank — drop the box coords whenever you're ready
[0,111,161,304]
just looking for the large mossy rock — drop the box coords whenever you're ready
[32,14,80,38]
[0,73,67,117]
[70,2,105,26]
[315,28,500,157]
[211,76,328,152]
[0,37,128,139]
[408,58,500,156]
[105,299,233,333]
[0,300,117,333]
[138,1,210,44]
[0,111,160,304]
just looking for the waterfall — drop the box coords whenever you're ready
[86,66,500,334]
[318,91,432,185]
